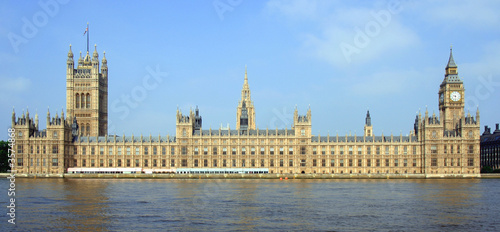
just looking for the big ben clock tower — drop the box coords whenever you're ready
[438,47,464,132]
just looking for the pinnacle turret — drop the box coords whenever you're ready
[67,44,73,59]
[446,46,457,68]
[92,44,98,60]
[365,110,371,126]
[102,51,107,65]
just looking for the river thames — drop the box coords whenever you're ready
[1,178,500,231]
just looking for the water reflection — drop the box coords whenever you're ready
[14,178,111,231]
[1,178,498,231]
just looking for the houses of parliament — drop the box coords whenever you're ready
[11,44,481,177]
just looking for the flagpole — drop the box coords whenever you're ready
[87,22,89,53]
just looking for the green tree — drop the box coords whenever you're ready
[481,166,493,173]
[0,140,10,172]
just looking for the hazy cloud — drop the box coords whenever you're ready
[266,0,419,67]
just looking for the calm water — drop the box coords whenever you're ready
[1,178,500,231]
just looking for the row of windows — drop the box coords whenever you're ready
[73,158,424,168]
[75,93,91,109]
[430,145,473,154]
[17,158,58,167]
[80,123,91,136]
[18,145,59,154]
[72,145,420,156]
[430,158,473,167]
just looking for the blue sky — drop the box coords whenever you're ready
[1,0,500,140]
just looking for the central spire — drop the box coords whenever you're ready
[237,66,255,130]
[241,65,251,101]
[243,65,249,90]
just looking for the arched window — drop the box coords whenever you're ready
[75,93,79,108]
[87,124,91,136]
[81,93,85,109]
[86,93,91,108]
[81,125,85,135]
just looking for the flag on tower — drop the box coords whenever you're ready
[83,26,88,36]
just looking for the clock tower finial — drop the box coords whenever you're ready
[439,47,464,132]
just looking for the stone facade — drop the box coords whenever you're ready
[11,46,480,177]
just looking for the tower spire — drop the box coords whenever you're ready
[243,65,249,90]
[365,110,371,126]
[447,45,457,68]
[237,66,255,130]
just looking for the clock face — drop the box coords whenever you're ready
[439,93,444,103]
[450,91,461,101]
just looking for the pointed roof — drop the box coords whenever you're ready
[365,110,371,126]
[67,44,73,58]
[243,65,249,89]
[447,46,457,68]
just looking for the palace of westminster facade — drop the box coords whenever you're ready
[11,45,481,176]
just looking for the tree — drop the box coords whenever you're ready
[0,140,10,173]
[481,166,493,173]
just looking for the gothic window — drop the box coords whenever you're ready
[81,93,85,109]
[86,124,90,136]
[76,93,79,108]
[468,130,473,138]
[432,130,437,138]
[86,93,90,108]
[468,145,474,154]
[431,145,437,154]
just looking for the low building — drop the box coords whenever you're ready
[481,124,500,170]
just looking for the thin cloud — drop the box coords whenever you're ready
[266,0,420,67]
[417,0,500,29]
[0,76,31,92]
